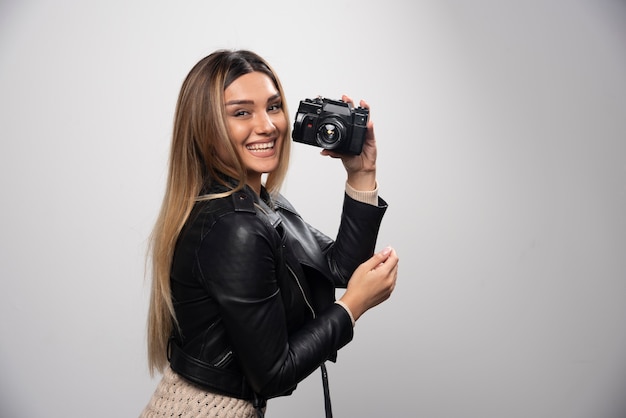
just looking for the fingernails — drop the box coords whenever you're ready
[381,246,392,256]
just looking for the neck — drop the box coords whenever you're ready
[247,173,262,195]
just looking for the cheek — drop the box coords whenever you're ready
[226,121,247,144]
[274,114,288,134]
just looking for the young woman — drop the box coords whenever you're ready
[141,49,399,418]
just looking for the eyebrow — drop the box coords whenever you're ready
[225,93,281,106]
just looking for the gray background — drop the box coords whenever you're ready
[1,0,625,417]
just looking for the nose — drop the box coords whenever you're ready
[255,111,276,135]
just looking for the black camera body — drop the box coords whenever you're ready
[292,97,369,155]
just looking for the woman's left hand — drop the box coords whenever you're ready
[321,95,377,191]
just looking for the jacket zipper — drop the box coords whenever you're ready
[213,350,233,368]
[257,200,316,320]
[286,264,316,320]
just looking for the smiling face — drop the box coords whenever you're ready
[223,71,288,193]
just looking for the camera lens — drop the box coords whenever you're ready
[316,118,345,148]
[320,124,339,143]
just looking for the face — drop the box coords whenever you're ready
[223,71,287,187]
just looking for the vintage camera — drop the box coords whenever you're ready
[292,97,369,155]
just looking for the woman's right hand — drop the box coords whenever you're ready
[339,247,399,322]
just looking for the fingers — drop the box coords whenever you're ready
[342,95,373,139]
[320,149,342,159]
[358,246,396,273]
[342,94,370,112]
[374,247,399,272]
[369,246,393,269]
[373,247,399,287]
[342,247,399,320]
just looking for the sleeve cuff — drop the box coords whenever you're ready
[345,181,379,206]
[334,300,356,327]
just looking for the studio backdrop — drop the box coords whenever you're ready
[1,1,625,417]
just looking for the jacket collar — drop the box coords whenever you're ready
[202,174,297,215]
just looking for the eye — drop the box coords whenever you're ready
[268,102,282,112]
[233,109,250,117]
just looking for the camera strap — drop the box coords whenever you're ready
[321,362,333,418]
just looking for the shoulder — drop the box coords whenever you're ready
[195,189,284,239]
[190,189,256,225]
[178,190,259,243]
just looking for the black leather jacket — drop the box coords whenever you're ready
[168,179,387,401]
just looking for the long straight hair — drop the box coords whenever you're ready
[146,50,291,375]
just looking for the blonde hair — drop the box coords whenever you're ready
[146,50,291,375]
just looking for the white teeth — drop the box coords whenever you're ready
[247,141,275,151]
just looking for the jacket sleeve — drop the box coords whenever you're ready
[311,194,388,287]
[196,211,354,398]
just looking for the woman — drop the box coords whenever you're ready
[141,49,399,418]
